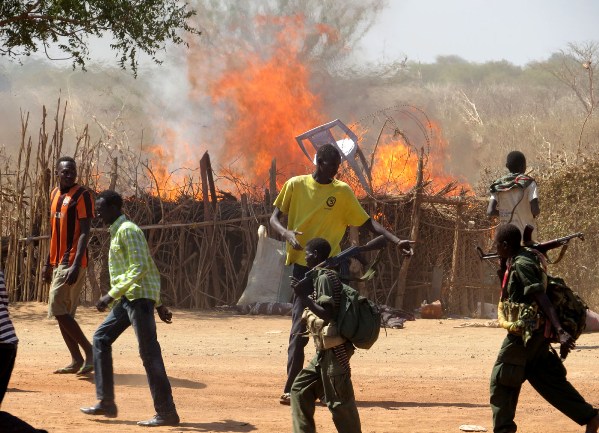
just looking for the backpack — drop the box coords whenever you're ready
[546,275,588,343]
[336,283,381,350]
[520,248,588,343]
[316,268,381,350]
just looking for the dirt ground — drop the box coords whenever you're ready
[3,302,598,433]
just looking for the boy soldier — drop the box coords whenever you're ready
[290,237,361,433]
[491,224,598,433]
[270,143,413,404]
[487,151,540,239]
[43,156,94,375]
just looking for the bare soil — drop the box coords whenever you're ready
[3,303,598,433]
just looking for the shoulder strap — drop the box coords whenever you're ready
[356,249,383,282]
[507,189,525,224]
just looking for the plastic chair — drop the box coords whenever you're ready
[295,119,373,195]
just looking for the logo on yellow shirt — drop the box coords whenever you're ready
[326,196,336,207]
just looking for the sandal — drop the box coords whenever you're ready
[76,364,94,375]
[279,393,291,406]
[54,365,80,374]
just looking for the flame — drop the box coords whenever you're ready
[370,142,418,194]
[209,14,324,185]
[139,14,468,201]
[340,113,470,196]
[144,126,200,201]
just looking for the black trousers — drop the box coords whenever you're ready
[0,342,17,406]
[284,264,310,394]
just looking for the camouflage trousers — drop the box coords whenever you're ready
[291,344,360,433]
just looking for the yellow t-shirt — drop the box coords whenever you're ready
[273,174,370,266]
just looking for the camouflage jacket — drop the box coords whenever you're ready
[502,248,547,344]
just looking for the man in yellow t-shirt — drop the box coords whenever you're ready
[271,143,413,405]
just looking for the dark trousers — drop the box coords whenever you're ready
[291,345,361,433]
[0,343,17,406]
[93,297,176,416]
[490,332,597,433]
[284,264,310,394]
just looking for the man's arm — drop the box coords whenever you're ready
[487,198,499,217]
[98,226,149,311]
[532,291,575,358]
[156,305,173,323]
[42,256,53,283]
[530,198,540,218]
[65,217,91,285]
[107,228,148,299]
[270,207,303,250]
[360,218,413,255]
[290,275,333,321]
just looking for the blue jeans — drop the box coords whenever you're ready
[93,297,176,416]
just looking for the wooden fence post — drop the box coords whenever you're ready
[270,158,277,201]
[394,149,424,309]
[200,152,220,306]
[449,198,467,314]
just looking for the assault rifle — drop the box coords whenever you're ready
[317,235,389,269]
[476,225,584,263]
[294,235,389,293]
[521,225,584,261]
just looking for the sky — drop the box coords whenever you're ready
[14,0,599,71]
[355,0,599,65]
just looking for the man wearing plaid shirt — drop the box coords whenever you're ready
[80,190,179,427]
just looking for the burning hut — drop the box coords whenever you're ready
[0,101,498,317]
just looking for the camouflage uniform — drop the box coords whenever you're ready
[291,269,361,433]
[490,248,598,433]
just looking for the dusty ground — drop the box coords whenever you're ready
[3,302,598,433]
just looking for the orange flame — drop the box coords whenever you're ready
[341,114,469,196]
[142,14,468,201]
[144,126,201,200]
[209,14,324,185]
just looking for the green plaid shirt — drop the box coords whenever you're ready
[107,214,162,306]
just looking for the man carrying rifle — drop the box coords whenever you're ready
[270,143,413,405]
[490,224,598,433]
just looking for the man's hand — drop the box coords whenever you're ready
[284,229,303,250]
[42,264,53,284]
[96,294,114,312]
[557,328,575,360]
[64,264,80,285]
[156,305,173,324]
[396,239,416,256]
[290,276,313,298]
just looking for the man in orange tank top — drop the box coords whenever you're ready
[43,156,94,375]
